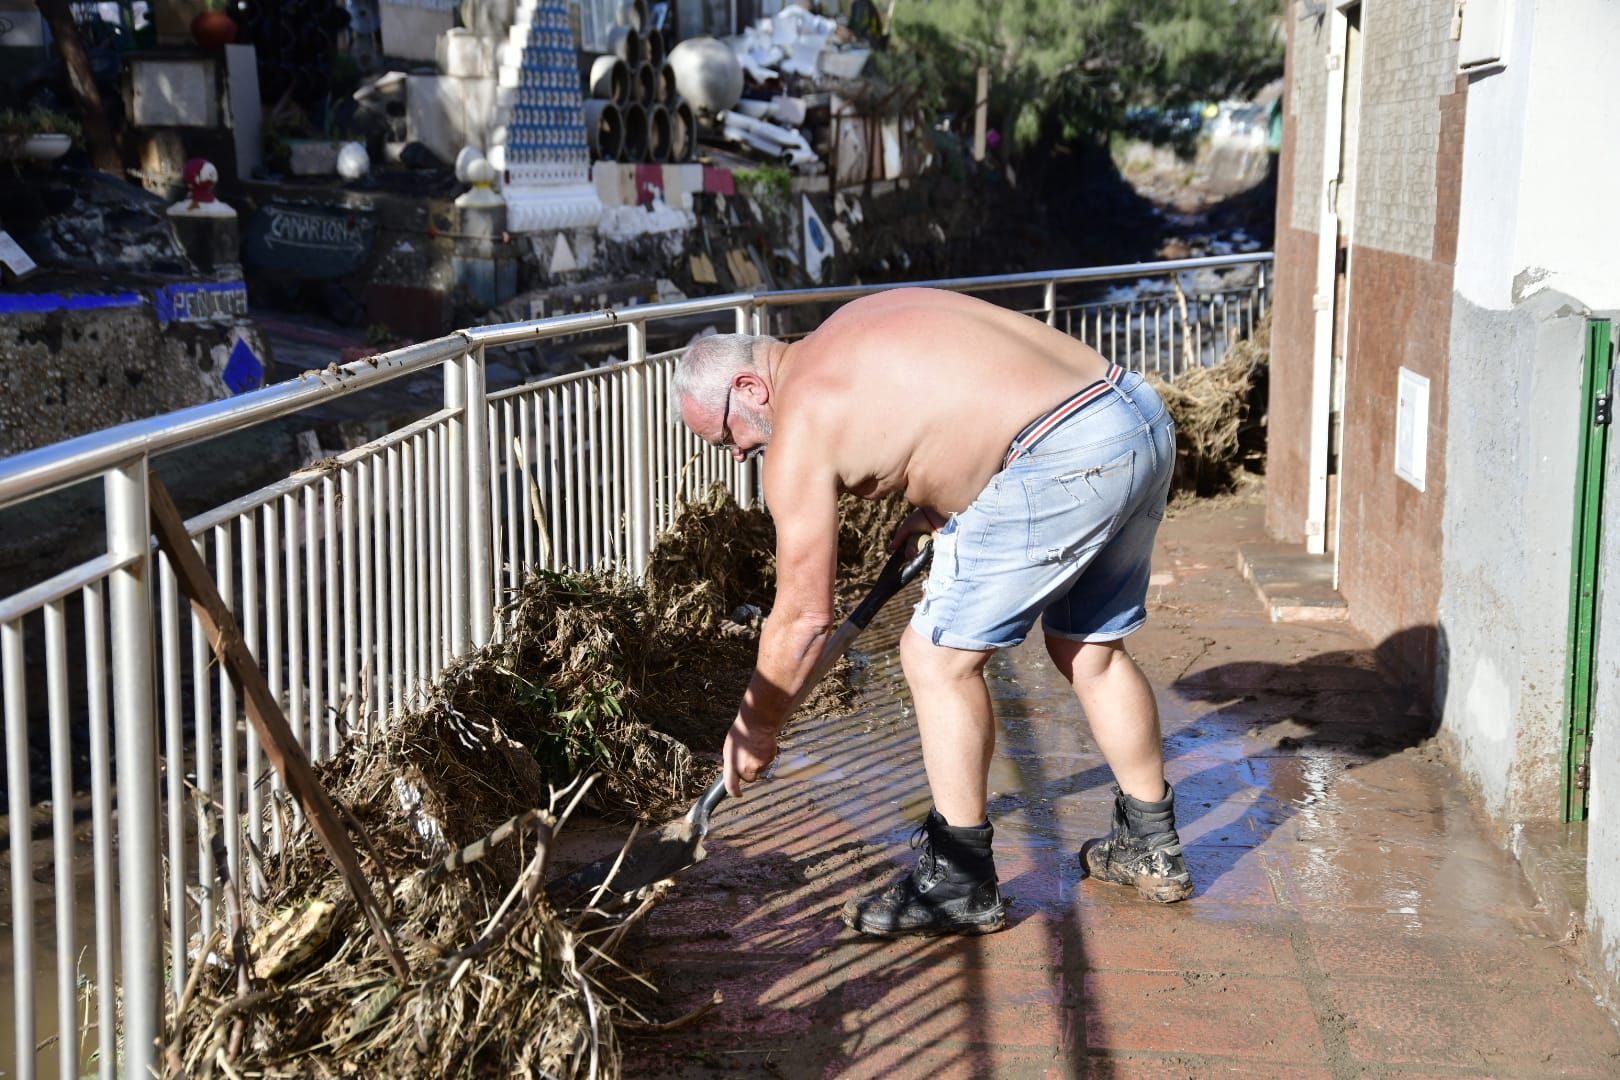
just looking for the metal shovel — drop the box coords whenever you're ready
[549,539,933,902]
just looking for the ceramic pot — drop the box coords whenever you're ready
[0,133,72,161]
[191,9,238,49]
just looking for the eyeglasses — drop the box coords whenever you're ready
[718,386,763,462]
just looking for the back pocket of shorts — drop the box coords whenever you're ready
[1023,448,1137,563]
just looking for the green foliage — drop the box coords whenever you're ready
[510,670,626,778]
[885,0,1283,153]
[0,107,81,138]
[733,165,793,203]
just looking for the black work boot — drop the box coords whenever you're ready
[1081,784,1194,903]
[841,810,1006,937]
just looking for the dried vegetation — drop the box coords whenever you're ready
[164,486,908,1079]
[1149,310,1270,496]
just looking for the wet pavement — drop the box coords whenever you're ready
[628,484,1620,1077]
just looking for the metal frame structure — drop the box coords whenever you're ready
[0,252,1269,1079]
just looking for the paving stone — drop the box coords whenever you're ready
[625,489,1620,1075]
[1081,971,1326,1061]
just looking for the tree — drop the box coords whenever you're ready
[35,0,122,174]
[884,0,1284,152]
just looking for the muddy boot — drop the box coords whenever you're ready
[1081,785,1194,903]
[841,810,1006,937]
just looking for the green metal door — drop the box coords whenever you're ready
[1564,319,1613,822]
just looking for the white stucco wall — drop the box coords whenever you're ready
[1514,2,1620,308]
[1455,0,1620,309]
[1442,0,1620,1009]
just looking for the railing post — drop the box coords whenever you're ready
[734,302,756,508]
[106,457,159,1079]
[466,345,493,647]
[1044,280,1057,327]
[627,319,652,577]
[444,354,468,655]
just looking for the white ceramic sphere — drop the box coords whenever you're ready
[667,36,743,116]
[336,141,371,180]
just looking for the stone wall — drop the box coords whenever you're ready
[1352,0,1462,259]
[0,303,267,457]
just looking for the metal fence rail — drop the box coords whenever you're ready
[0,253,1269,1079]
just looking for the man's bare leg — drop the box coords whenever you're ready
[898,625,995,826]
[1045,634,1191,902]
[1043,637,1166,801]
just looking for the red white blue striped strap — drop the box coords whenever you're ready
[1003,363,1126,468]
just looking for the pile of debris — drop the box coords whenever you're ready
[1149,311,1271,496]
[163,486,909,1078]
[670,3,896,177]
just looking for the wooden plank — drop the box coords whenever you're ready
[147,474,407,979]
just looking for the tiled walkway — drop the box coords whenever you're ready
[630,487,1620,1077]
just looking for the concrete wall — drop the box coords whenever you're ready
[1271,0,1463,692]
[1435,0,1620,1010]
[1439,291,1583,821]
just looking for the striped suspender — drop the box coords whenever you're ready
[1003,363,1125,467]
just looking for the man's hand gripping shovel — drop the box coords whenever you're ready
[549,539,933,904]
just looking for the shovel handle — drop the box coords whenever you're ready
[847,539,933,630]
[687,775,730,827]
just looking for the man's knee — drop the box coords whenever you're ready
[1046,634,1126,682]
[900,625,992,683]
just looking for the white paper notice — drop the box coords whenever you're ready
[0,231,37,277]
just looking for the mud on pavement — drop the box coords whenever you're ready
[621,480,1620,1078]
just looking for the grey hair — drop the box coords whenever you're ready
[675,333,776,412]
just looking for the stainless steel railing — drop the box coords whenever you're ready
[0,252,1270,1079]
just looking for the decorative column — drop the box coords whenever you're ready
[489,0,603,232]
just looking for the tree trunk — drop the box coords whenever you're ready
[35,0,123,175]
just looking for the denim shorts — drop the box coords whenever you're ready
[910,370,1175,651]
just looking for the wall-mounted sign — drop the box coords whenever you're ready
[155,280,250,325]
[243,203,377,279]
[222,338,265,395]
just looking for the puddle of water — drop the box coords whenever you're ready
[1,831,122,1079]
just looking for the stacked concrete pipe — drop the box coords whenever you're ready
[583,6,697,163]
[588,55,629,105]
[668,99,695,162]
[632,61,657,106]
[606,24,642,67]
[620,102,649,163]
[583,100,624,161]
[647,103,672,163]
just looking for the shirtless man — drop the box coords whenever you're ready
[674,287,1190,937]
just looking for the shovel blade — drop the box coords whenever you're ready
[548,819,708,901]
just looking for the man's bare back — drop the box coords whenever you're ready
[769,287,1111,512]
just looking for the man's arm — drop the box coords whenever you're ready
[722,431,841,794]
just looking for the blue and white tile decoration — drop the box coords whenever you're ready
[491,0,603,230]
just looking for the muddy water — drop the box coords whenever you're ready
[1,823,120,1078]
